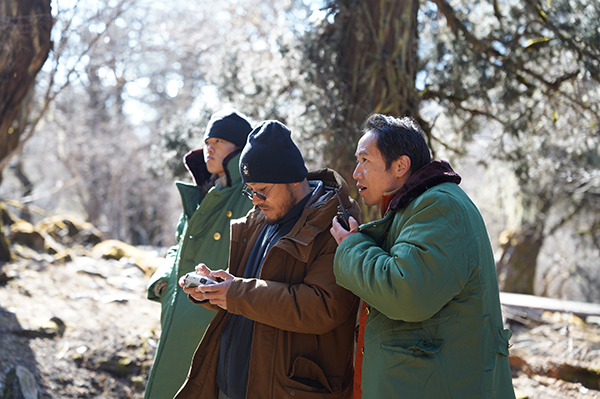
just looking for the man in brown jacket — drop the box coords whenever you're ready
[176,120,360,399]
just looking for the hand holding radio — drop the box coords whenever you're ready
[330,188,358,245]
[335,188,352,230]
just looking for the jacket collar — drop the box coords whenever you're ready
[289,168,354,243]
[184,148,243,188]
[235,168,358,262]
[176,152,244,219]
[380,160,461,216]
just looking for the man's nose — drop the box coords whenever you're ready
[352,164,361,180]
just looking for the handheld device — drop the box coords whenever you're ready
[183,273,217,288]
[334,188,352,231]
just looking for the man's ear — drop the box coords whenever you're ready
[394,155,412,178]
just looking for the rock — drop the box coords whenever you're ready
[91,240,147,261]
[11,245,53,263]
[36,215,104,247]
[50,316,67,337]
[91,240,163,275]
[0,238,11,262]
[7,222,45,252]
[0,201,16,225]
[52,249,74,263]
[0,268,10,285]
[78,350,141,378]
[2,365,38,399]
[0,222,11,262]
[131,375,145,390]
[39,230,67,255]
[15,317,67,339]
[0,202,15,262]
[135,256,171,277]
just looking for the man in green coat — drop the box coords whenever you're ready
[144,110,254,399]
[330,114,515,398]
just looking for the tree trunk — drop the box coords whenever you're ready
[0,0,53,261]
[0,0,53,183]
[496,222,544,294]
[309,0,421,197]
[305,0,422,222]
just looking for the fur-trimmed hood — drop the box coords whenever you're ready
[381,160,462,215]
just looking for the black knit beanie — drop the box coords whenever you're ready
[239,120,308,184]
[204,109,253,147]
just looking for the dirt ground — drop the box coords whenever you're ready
[0,249,162,398]
[1,250,599,398]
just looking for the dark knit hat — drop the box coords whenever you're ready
[239,120,308,184]
[204,109,253,147]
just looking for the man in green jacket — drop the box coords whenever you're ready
[144,110,254,399]
[330,114,515,398]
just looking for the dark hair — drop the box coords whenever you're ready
[362,114,431,172]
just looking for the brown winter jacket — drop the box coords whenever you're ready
[174,168,361,399]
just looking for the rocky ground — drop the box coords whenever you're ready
[1,247,600,398]
[506,305,600,399]
[0,246,163,399]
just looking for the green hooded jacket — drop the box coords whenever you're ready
[334,161,515,399]
[144,150,254,399]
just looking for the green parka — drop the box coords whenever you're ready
[334,161,515,399]
[144,150,253,399]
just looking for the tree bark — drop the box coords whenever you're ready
[309,0,421,193]
[497,222,544,294]
[0,0,52,261]
[0,0,53,184]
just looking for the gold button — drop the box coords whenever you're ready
[213,232,221,241]
[365,307,370,315]
[226,210,232,217]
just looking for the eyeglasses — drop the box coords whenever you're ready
[242,183,275,201]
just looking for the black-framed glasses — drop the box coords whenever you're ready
[242,183,275,201]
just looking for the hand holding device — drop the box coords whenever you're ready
[182,273,217,288]
[335,188,352,231]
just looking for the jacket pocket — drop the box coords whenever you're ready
[285,356,342,395]
[363,339,450,398]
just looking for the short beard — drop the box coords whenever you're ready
[265,185,297,225]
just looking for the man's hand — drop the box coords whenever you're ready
[197,269,234,310]
[179,263,219,304]
[330,216,359,245]
[179,264,234,310]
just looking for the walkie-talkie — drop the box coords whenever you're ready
[334,188,352,230]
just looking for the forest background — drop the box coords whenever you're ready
[1,0,599,304]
